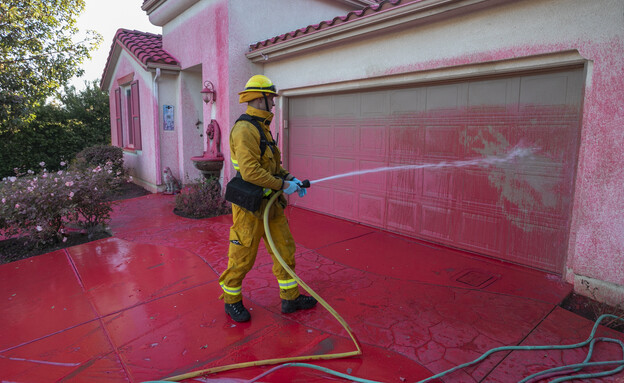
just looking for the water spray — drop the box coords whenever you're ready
[297,146,535,189]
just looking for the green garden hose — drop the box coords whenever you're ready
[238,314,623,383]
[157,190,623,382]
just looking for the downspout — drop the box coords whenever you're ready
[154,68,162,185]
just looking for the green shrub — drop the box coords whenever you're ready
[174,177,231,219]
[0,161,124,247]
[0,81,110,179]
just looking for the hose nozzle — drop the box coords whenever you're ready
[299,179,311,188]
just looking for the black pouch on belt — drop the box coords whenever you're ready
[225,173,264,212]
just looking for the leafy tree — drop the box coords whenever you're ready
[60,81,111,145]
[0,81,110,178]
[0,0,101,133]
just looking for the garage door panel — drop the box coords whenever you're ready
[419,205,453,241]
[289,69,582,273]
[426,83,465,110]
[360,125,387,157]
[360,160,387,192]
[290,122,314,153]
[334,125,358,153]
[390,89,426,115]
[498,171,568,217]
[389,123,423,161]
[333,94,360,117]
[424,125,461,158]
[422,168,455,202]
[299,184,332,212]
[505,221,566,270]
[310,96,333,116]
[388,164,420,196]
[468,78,518,108]
[458,212,503,254]
[358,193,385,226]
[515,122,578,166]
[333,188,357,220]
[520,74,569,106]
[460,169,503,207]
[309,125,332,153]
[463,123,513,159]
[362,91,389,117]
[387,199,419,233]
[307,155,332,182]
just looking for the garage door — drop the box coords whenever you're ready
[288,69,584,273]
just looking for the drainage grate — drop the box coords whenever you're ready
[455,270,498,288]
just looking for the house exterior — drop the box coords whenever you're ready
[101,0,624,305]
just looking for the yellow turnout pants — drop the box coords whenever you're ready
[218,199,300,304]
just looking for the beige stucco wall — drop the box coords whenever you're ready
[260,0,624,304]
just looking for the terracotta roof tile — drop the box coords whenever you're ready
[101,28,179,89]
[115,29,179,66]
[249,0,406,52]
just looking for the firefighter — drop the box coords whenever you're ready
[219,75,317,322]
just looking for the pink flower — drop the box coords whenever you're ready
[69,192,74,199]
[62,237,67,242]
[60,161,66,166]
[1,198,5,203]
[36,226,43,232]
[15,203,20,209]
[57,170,63,175]
[39,162,45,167]
[9,177,16,182]
[65,181,73,187]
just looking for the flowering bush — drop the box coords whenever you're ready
[174,177,231,219]
[0,161,124,247]
[74,145,126,179]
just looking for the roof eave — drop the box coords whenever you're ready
[246,0,512,63]
[100,39,181,90]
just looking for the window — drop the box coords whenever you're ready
[113,80,142,150]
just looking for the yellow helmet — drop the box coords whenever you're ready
[239,75,278,96]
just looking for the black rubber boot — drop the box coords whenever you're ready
[225,301,251,322]
[281,294,318,314]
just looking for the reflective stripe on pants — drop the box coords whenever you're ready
[218,199,299,304]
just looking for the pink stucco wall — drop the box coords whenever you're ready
[161,0,231,183]
[107,52,159,191]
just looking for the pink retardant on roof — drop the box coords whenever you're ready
[249,0,405,52]
[115,29,179,66]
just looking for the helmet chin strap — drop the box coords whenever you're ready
[262,93,270,112]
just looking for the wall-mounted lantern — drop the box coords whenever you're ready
[201,80,216,104]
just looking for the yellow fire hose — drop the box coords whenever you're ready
[162,190,362,381]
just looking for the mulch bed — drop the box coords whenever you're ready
[560,292,624,333]
[0,182,150,265]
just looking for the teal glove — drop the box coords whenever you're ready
[292,177,307,198]
[283,181,300,195]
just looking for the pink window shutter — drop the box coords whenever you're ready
[114,88,123,147]
[130,81,142,150]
